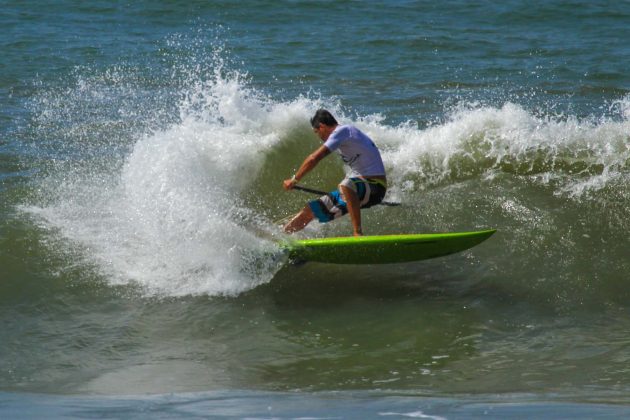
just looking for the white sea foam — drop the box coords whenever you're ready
[370,99,630,198]
[26,63,321,297]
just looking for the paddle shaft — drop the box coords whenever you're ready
[293,185,400,207]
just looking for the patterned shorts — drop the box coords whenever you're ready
[308,177,387,223]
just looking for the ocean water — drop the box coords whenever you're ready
[1,0,629,418]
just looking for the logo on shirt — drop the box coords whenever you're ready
[342,153,361,166]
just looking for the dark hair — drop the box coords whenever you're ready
[310,109,338,128]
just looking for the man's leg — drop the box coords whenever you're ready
[339,184,362,236]
[283,205,315,233]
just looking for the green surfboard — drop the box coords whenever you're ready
[281,229,496,264]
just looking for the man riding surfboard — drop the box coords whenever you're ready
[282,109,387,237]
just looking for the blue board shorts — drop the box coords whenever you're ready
[308,177,387,223]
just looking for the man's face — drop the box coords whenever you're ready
[313,124,333,141]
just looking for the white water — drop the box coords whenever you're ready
[26,69,319,296]
[375,99,630,198]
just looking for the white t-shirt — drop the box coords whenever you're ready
[323,125,386,177]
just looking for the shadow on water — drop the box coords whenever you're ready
[256,253,488,306]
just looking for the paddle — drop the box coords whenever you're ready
[293,185,401,207]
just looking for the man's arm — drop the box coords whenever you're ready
[283,145,331,190]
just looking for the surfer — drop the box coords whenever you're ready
[282,109,387,236]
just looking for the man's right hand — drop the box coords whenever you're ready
[283,177,297,190]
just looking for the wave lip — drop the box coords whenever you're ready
[382,100,630,198]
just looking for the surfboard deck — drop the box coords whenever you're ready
[281,229,496,264]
